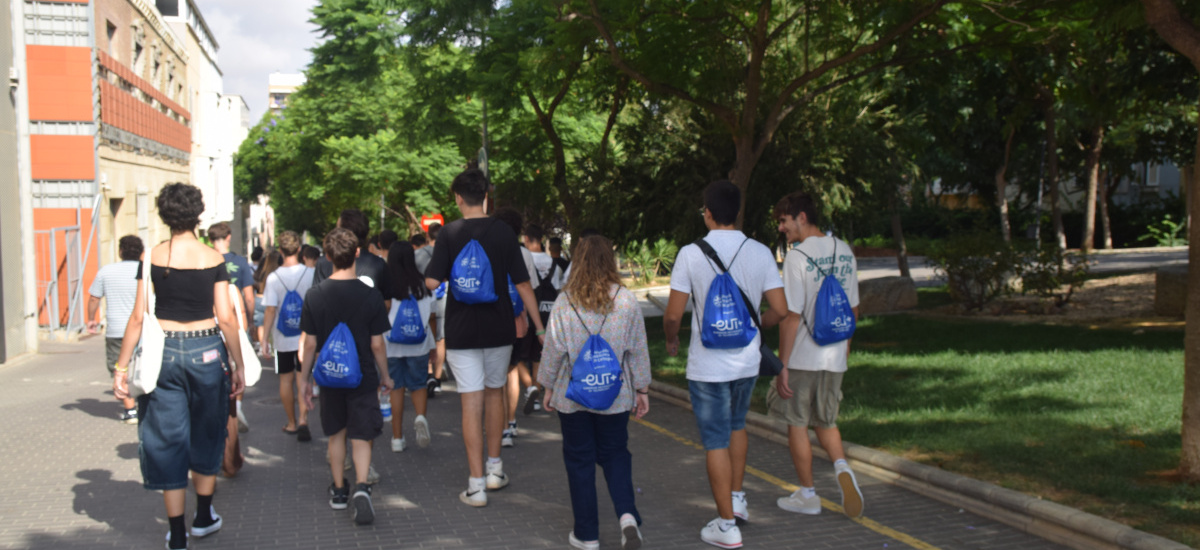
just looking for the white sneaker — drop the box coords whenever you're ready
[485,461,509,490]
[501,428,514,448]
[835,463,864,518]
[619,513,643,550]
[460,479,487,507]
[569,531,600,550]
[366,464,380,484]
[391,437,406,452]
[732,492,748,522]
[777,489,822,515]
[190,505,222,537]
[414,415,431,448]
[699,518,742,549]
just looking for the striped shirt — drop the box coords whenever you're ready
[537,285,652,415]
[89,260,140,338]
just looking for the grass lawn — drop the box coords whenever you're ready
[646,313,1197,545]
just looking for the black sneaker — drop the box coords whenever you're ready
[296,425,312,442]
[523,387,540,416]
[426,377,438,397]
[352,483,374,525]
[120,409,138,424]
[329,482,349,510]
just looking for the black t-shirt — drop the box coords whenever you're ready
[312,250,392,301]
[299,279,390,388]
[425,217,530,350]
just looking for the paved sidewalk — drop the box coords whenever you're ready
[1,336,1066,549]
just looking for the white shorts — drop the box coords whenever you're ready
[446,346,512,393]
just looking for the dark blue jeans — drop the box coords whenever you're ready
[137,334,230,490]
[558,410,641,541]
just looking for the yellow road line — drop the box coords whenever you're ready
[632,417,944,550]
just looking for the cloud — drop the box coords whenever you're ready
[198,0,320,121]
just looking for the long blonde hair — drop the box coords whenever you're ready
[564,235,622,314]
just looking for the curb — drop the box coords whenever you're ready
[647,381,1192,550]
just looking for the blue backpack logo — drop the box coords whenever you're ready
[565,299,623,410]
[696,239,758,349]
[797,240,856,346]
[507,276,524,317]
[450,240,497,304]
[387,295,426,344]
[313,322,362,388]
[275,268,308,337]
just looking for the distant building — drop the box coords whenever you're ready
[268,72,304,113]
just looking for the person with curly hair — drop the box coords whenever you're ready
[113,182,247,550]
[538,234,651,550]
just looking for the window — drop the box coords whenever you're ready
[106,21,116,54]
[1147,164,1160,187]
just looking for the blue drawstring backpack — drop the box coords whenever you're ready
[434,281,447,299]
[507,275,524,317]
[796,239,856,346]
[696,239,758,349]
[275,268,308,337]
[450,222,500,304]
[313,322,362,388]
[565,297,624,410]
[387,295,426,344]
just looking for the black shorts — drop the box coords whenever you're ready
[275,351,299,375]
[508,329,543,367]
[319,384,383,441]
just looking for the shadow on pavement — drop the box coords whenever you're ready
[60,398,122,421]
[116,442,139,460]
[71,469,150,534]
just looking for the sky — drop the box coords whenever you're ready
[198,0,321,122]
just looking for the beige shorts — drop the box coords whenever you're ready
[767,370,843,429]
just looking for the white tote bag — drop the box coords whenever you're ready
[129,260,165,396]
[228,285,260,386]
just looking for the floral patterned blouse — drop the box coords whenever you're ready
[537,285,652,415]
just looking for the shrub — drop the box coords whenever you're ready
[928,233,1020,310]
[1138,214,1188,247]
[1016,247,1090,307]
[624,238,678,285]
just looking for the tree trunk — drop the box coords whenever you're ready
[996,126,1016,243]
[1140,0,1200,481]
[1037,87,1067,250]
[1080,126,1104,253]
[1099,169,1114,250]
[728,137,760,230]
[890,193,911,278]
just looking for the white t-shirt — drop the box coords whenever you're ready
[783,235,859,372]
[520,246,539,290]
[386,295,436,357]
[530,251,562,289]
[669,230,784,383]
[90,260,141,338]
[262,264,315,352]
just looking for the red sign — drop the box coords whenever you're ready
[420,214,444,230]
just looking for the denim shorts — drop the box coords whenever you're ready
[688,376,757,451]
[137,334,230,490]
[388,354,430,392]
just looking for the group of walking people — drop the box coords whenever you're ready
[90,169,864,550]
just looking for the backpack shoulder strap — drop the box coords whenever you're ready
[793,241,831,278]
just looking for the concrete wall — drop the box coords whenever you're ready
[0,0,28,361]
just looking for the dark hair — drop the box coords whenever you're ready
[492,207,522,236]
[387,241,430,301]
[451,169,490,206]
[301,245,320,261]
[409,233,428,247]
[118,235,144,261]
[427,222,442,242]
[368,234,381,250]
[704,180,741,226]
[774,191,821,227]
[378,229,398,250]
[524,223,544,243]
[323,228,359,269]
[278,230,302,257]
[207,222,232,241]
[337,209,369,249]
[251,245,264,263]
[157,183,205,232]
[254,249,281,292]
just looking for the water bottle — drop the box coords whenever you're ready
[380,390,392,421]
